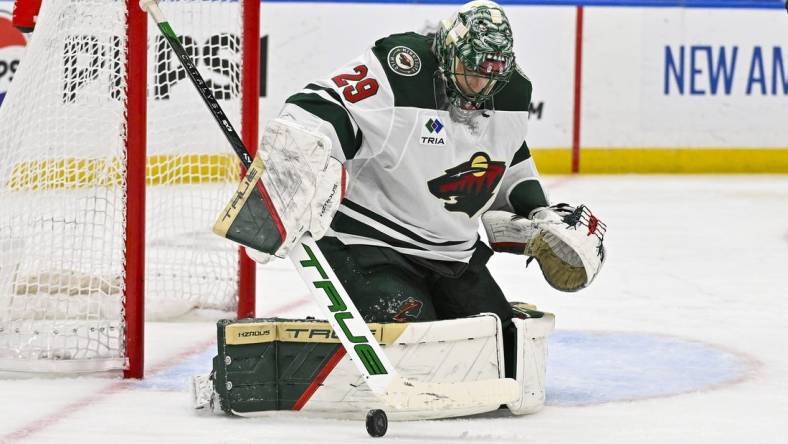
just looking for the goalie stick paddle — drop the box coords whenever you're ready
[139,0,518,411]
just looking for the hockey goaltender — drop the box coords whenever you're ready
[198,0,606,423]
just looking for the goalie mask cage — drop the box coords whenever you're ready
[0,0,260,378]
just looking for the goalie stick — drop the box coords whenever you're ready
[139,0,518,411]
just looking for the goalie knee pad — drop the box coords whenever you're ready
[506,304,555,415]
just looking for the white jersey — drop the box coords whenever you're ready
[278,32,542,262]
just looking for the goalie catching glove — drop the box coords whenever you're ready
[482,204,606,292]
[213,119,346,263]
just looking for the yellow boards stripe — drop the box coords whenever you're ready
[146,154,239,185]
[530,148,574,174]
[10,149,786,190]
[531,148,788,174]
[7,154,240,191]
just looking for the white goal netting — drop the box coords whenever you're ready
[0,0,249,372]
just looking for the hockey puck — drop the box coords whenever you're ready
[365,409,388,437]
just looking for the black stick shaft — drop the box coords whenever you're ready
[155,21,253,168]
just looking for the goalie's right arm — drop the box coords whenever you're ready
[240,49,394,263]
[213,118,346,263]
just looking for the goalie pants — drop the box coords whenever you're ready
[316,236,518,377]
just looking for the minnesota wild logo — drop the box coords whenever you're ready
[387,46,421,77]
[427,152,506,217]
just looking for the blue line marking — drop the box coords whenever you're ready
[546,331,753,405]
[260,0,785,10]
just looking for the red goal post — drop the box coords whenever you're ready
[0,0,260,378]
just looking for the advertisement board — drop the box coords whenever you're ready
[583,7,787,148]
[0,0,784,172]
[0,5,26,108]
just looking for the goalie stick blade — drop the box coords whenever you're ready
[228,378,519,419]
[384,377,519,411]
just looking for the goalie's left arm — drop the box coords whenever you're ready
[485,140,606,291]
[490,140,549,218]
[483,205,607,291]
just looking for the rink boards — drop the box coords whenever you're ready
[257,1,788,173]
[0,1,785,172]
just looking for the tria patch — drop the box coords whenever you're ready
[387,46,421,77]
[420,116,448,146]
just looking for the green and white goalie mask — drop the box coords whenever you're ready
[434,0,515,109]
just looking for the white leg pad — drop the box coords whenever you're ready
[507,313,555,415]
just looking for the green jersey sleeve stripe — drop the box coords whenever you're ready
[342,199,468,247]
[510,141,532,167]
[303,84,364,155]
[285,92,361,160]
[508,179,548,217]
[304,83,346,109]
[331,212,429,251]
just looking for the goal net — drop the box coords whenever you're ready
[0,0,258,374]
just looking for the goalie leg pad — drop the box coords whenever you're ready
[204,315,510,420]
[506,308,555,415]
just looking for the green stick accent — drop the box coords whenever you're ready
[157,22,178,40]
[300,244,329,279]
[334,312,365,344]
[314,280,345,312]
[355,344,387,375]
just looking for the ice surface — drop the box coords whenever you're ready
[1,175,786,443]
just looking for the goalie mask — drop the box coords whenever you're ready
[434,0,515,109]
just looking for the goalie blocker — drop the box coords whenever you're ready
[213,119,346,261]
[193,304,554,420]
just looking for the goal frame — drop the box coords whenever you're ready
[123,0,259,379]
[123,0,258,379]
[2,0,258,378]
